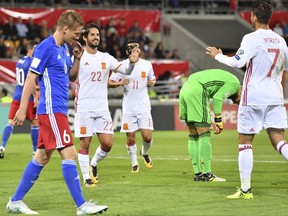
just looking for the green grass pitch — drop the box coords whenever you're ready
[0,130,288,215]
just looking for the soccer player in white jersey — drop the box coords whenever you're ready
[6,10,108,215]
[109,41,156,173]
[74,24,140,186]
[206,0,288,199]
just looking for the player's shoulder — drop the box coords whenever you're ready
[139,58,153,67]
[99,51,113,58]
[35,36,54,54]
[17,56,32,67]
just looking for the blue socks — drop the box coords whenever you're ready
[1,124,14,148]
[12,159,44,201]
[62,160,85,207]
[30,126,39,152]
[1,124,38,152]
[11,158,86,208]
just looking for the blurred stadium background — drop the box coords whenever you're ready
[1,0,288,133]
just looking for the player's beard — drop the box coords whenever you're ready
[87,40,98,49]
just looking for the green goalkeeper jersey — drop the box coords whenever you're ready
[179,69,240,123]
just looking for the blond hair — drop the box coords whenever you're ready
[57,10,84,31]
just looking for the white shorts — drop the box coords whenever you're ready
[74,111,114,137]
[120,112,154,133]
[237,104,288,134]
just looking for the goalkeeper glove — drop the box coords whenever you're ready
[214,115,223,135]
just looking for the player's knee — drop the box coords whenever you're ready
[101,143,112,152]
[126,133,136,144]
[143,136,152,143]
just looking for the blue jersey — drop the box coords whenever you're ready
[29,36,72,115]
[13,56,34,101]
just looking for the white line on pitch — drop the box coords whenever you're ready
[108,156,287,163]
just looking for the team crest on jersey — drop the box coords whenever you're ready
[123,123,129,130]
[101,62,106,70]
[141,71,146,78]
[80,126,87,135]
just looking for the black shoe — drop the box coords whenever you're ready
[194,172,203,181]
[83,178,97,187]
[0,149,4,159]
[89,165,99,184]
[201,172,226,182]
[131,164,139,173]
[140,151,152,168]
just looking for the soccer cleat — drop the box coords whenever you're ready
[227,188,253,199]
[131,165,139,173]
[89,165,99,184]
[83,179,97,187]
[194,172,203,181]
[0,148,5,159]
[140,151,152,168]
[77,200,108,215]
[6,199,39,214]
[201,172,226,182]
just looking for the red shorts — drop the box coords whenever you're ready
[9,100,36,121]
[37,113,74,151]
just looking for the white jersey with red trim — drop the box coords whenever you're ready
[110,58,155,114]
[75,50,120,112]
[215,29,288,105]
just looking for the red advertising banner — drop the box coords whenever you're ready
[0,8,160,32]
[239,11,288,28]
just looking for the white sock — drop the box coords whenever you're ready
[276,140,288,160]
[78,152,90,181]
[90,146,109,166]
[126,144,138,166]
[238,144,253,191]
[141,139,152,155]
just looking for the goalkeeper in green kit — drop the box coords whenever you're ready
[179,69,241,181]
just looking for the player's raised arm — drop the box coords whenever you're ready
[113,42,141,75]
[70,41,84,81]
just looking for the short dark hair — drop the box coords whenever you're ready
[125,41,140,56]
[26,40,37,52]
[2,88,8,96]
[251,0,272,25]
[81,23,100,38]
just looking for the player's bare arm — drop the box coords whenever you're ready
[148,79,156,87]
[70,41,84,81]
[108,78,130,88]
[206,46,223,58]
[14,71,38,126]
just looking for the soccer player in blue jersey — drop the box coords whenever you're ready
[0,41,38,159]
[6,10,108,215]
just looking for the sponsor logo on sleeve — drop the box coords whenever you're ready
[31,58,41,68]
[235,49,244,60]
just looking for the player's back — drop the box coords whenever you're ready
[13,56,33,101]
[242,29,287,105]
[186,69,240,99]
